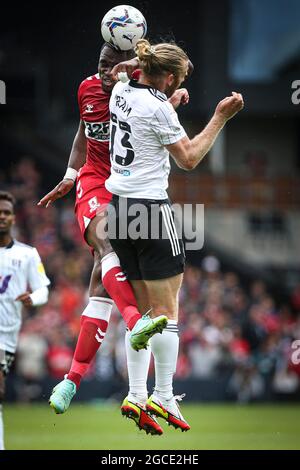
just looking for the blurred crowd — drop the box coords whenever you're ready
[1,158,300,403]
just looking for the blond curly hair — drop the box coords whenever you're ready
[135,39,189,80]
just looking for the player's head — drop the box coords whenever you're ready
[0,191,16,236]
[99,43,135,93]
[135,39,189,97]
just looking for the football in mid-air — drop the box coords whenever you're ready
[101,5,147,51]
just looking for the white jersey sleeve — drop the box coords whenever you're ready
[151,101,186,146]
[27,248,50,292]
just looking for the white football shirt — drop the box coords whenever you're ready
[0,240,50,353]
[105,80,186,200]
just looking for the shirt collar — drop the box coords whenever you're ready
[128,80,167,101]
[4,239,14,249]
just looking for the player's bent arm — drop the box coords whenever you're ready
[67,119,87,173]
[38,120,86,207]
[16,287,49,307]
[167,92,244,171]
[26,247,50,305]
[29,286,49,307]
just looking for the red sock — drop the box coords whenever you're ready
[102,253,142,330]
[67,314,108,389]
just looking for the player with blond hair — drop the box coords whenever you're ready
[106,38,244,431]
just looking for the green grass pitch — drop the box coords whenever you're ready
[4,402,300,450]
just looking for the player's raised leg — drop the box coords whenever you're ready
[87,216,143,327]
[49,210,165,414]
[49,253,113,414]
[125,279,166,352]
[88,215,168,348]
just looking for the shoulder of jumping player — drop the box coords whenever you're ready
[78,73,101,97]
[110,80,168,116]
[77,73,109,119]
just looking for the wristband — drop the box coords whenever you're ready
[63,167,78,182]
[118,72,129,83]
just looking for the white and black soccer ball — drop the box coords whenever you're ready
[101,5,147,51]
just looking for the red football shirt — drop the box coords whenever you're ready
[77,73,111,180]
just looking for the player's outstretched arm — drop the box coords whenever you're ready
[38,121,86,207]
[167,92,244,170]
[37,179,75,208]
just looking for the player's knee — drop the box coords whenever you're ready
[89,279,108,298]
[92,257,103,282]
[150,300,177,319]
[102,238,113,258]
[90,285,109,298]
[89,257,109,298]
[151,306,171,318]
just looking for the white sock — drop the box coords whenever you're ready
[82,296,113,321]
[150,320,179,402]
[125,330,151,405]
[0,404,4,450]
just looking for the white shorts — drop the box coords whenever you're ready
[0,328,20,354]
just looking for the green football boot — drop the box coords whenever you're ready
[49,377,77,414]
[130,314,168,351]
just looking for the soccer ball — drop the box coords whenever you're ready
[101,5,147,51]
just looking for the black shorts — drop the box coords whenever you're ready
[0,349,15,376]
[107,195,185,281]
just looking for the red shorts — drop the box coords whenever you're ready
[74,164,112,242]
